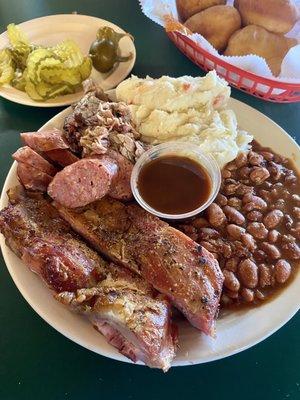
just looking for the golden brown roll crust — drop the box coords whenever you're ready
[234,0,299,34]
[224,25,297,76]
[184,5,241,51]
[176,0,226,22]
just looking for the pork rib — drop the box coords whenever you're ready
[0,186,103,291]
[57,263,177,371]
[54,197,224,335]
[0,187,177,370]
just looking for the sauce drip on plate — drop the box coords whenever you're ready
[137,155,212,215]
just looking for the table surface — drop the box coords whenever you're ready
[0,1,299,399]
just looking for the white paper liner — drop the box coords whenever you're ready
[139,0,300,86]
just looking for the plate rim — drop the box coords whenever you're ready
[0,97,300,368]
[0,13,136,108]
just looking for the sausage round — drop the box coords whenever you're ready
[48,158,118,208]
[17,162,53,192]
[13,146,57,176]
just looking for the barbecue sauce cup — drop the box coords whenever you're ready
[131,142,221,220]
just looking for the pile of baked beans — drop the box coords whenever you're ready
[178,141,300,307]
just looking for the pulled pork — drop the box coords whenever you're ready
[64,91,149,162]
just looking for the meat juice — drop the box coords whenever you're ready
[137,155,212,214]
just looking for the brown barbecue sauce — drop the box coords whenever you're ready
[137,155,212,215]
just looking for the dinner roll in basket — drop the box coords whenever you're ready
[176,0,226,22]
[185,5,241,51]
[224,25,297,76]
[234,0,299,34]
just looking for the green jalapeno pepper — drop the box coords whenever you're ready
[89,26,134,73]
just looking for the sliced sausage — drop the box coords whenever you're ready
[21,128,69,152]
[45,149,79,167]
[13,146,57,176]
[47,158,118,208]
[17,162,52,192]
[106,150,133,201]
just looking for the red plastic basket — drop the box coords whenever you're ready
[167,31,300,103]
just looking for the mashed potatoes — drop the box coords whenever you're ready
[116,71,253,167]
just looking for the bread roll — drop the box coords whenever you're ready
[184,6,241,51]
[224,25,297,76]
[234,0,299,34]
[176,0,226,22]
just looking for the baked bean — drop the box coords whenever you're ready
[285,172,297,185]
[241,233,257,251]
[250,167,270,184]
[273,182,284,190]
[263,210,284,229]
[268,230,280,243]
[225,257,240,272]
[239,166,251,178]
[242,193,267,208]
[226,161,238,171]
[233,241,251,258]
[224,183,240,196]
[259,151,274,161]
[192,217,209,229]
[236,184,254,196]
[259,189,272,203]
[274,260,291,283]
[220,242,232,258]
[291,194,300,205]
[271,187,284,199]
[292,207,300,219]
[269,162,283,181]
[254,249,267,263]
[249,151,264,166]
[281,241,300,260]
[238,259,258,288]
[235,152,248,168]
[227,224,245,239]
[215,193,227,207]
[258,264,273,287]
[198,228,220,240]
[223,206,245,225]
[221,294,232,305]
[243,198,267,213]
[261,242,281,259]
[291,222,300,240]
[207,203,226,227]
[270,199,286,211]
[284,215,293,230]
[247,211,263,222]
[222,169,231,179]
[223,270,240,292]
[247,222,268,240]
[227,197,242,209]
[241,288,254,302]
[255,290,265,300]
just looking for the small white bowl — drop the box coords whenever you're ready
[130,141,221,220]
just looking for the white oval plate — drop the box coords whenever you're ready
[0,14,136,107]
[1,98,300,367]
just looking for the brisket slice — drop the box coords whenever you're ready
[54,197,224,335]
